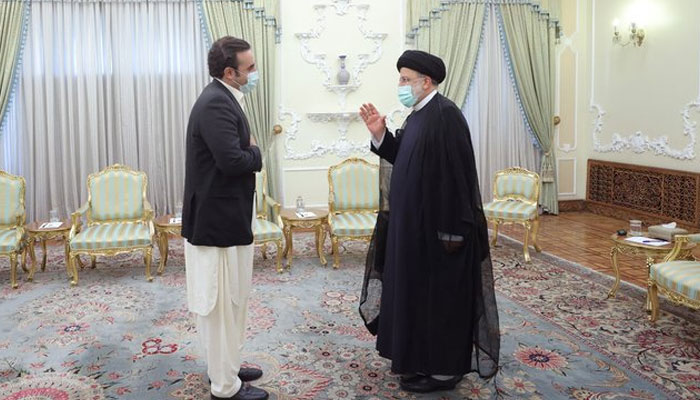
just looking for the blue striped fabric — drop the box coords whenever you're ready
[70,223,151,250]
[0,178,22,226]
[330,213,377,237]
[651,261,700,301]
[0,229,21,252]
[483,200,537,220]
[255,172,265,213]
[89,171,144,221]
[496,174,537,201]
[331,163,379,211]
[254,218,283,241]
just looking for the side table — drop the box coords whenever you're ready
[609,233,696,310]
[25,220,73,278]
[280,208,329,269]
[154,215,182,274]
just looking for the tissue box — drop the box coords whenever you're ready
[648,224,688,241]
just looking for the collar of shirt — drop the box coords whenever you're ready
[215,78,245,110]
[413,89,438,112]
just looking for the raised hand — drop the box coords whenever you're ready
[359,103,386,141]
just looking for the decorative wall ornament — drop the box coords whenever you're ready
[590,100,698,160]
[280,106,370,160]
[589,0,698,160]
[294,0,387,108]
[386,105,411,131]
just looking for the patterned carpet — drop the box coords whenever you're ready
[0,233,698,400]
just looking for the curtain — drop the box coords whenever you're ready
[0,0,27,132]
[203,0,280,204]
[407,0,485,108]
[499,3,558,213]
[463,5,540,204]
[3,0,209,220]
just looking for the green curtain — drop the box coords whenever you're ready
[499,2,559,214]
[407,0,486,110]
[202,0,280,202]
[0,0,27,131]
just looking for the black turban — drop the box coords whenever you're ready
[396,50,446,84]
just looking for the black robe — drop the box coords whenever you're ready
[360,93,499,378]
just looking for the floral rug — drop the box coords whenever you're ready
[0,233,698,400]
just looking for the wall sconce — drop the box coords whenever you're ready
[613,20,645,47]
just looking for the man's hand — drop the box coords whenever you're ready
[359,103,387,142]
[250,135,257,147]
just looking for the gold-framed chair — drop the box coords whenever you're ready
[0,170,31,288]
[483,167,541,262]
[328,158,379,269]
[254,170,285,273]
[648,234,700,322]
[68,164,155,286]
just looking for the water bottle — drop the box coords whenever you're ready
[296,196,305,214]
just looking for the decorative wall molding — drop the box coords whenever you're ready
[589,0,699,160]
[386,105,411,130]
[294,0,387,109]
[556,158,577,196]
[280,106,370,160]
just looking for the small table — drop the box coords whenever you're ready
[154,215,182,274]
[25,220,73,278]
[609,233,696,308]
[280,208,329,269]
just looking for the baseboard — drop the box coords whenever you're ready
[558,200,586,212]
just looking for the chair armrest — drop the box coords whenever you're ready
[143,199,155,220]
[70,202,89,240]
[264,196,282,227]
[662,234,699,262]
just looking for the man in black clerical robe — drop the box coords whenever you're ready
[359,50,500,393]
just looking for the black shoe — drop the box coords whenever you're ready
[399,376,462,393]
[399,374,424,384]
[211,384,269,400]
[238,367,263,382]
[208,368,264,385]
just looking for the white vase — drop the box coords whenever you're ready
[337,55,350,85]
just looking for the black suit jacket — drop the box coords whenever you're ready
[181,80,262,247]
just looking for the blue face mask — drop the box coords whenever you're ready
[398,85,416,107]
[238,70,260,94]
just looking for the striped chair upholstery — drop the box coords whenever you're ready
[0,170,27,289]
[648,234,700,321]
[253,170,285,273]
[484,167,541,262]
[329,213,377,237]
[89,170,145,221]
[0,229,22,252]
[254,219,284,242]
[328,158,379,268]
[68,164,154,286]
[70,223,152,251]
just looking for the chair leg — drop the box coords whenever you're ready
[332,235,340,269]
[145,249,153,282]
[90,255,97,269]
[490,220,500,247]
[70,253,79,287]
[532,217,542,252]
[275,240,283,274]
[10,254,18,289]
[262,242,268,260]
[648,281,659,322]
[523,222,532,263]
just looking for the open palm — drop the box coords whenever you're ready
[359,103,386,140]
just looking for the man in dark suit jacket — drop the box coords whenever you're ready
[182,36,268,400]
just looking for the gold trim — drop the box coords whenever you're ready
[327,158,379,269]
[254,170,285,273]
[486,167,541,262]
[0,170,30,289]
[68,164,154,286]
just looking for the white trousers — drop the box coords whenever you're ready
[186,240,254,397]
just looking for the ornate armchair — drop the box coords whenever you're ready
[328,158,379,269]
[648,234,700,322]
[254,170,285,273]
[483,167,541,262]
[0,170,31,288]
[68,164,155,286]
